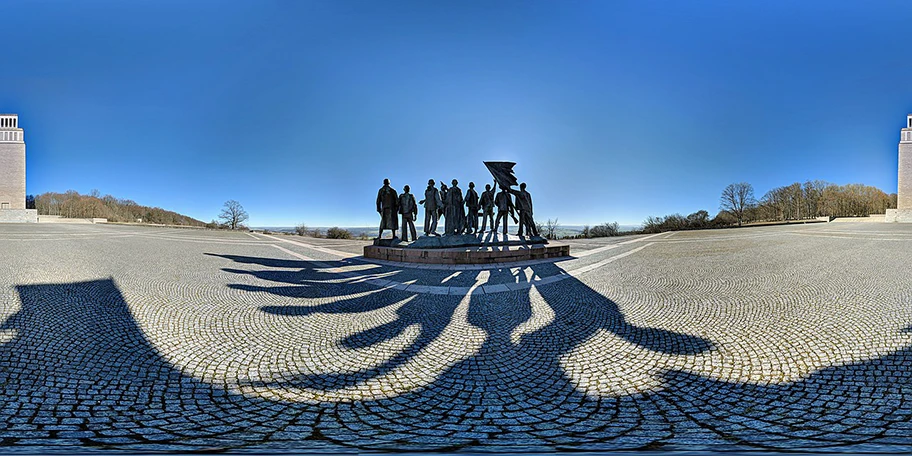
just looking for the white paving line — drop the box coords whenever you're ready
[131,234,267,246]
[805,229,912,236]
[659,232,789,243]
[263,234,357,258]
[572,231,668,258]
[619,232,669,244]
[572,243,654,275]
[572,243,622,258]
[264,240,655,295]
[784,231,912,241]
[0,234,138,242]
[271,244,317,261]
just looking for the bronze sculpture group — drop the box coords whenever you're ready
[377,162,539,240]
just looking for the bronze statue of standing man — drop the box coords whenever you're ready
[439,182,449,233]
[479,182,495,233]
[419,179,442,236]
[510,182,539,237]
[376,178,399,239]
[464,182,480,234]
[446,179,465,235]
[398,185,418,242]
[493,185,517,235]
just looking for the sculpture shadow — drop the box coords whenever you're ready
[206,252,405,301]
[0,278,316,448]
[3,271,912,451]
[224,251,912,450]
[214,251,713,397]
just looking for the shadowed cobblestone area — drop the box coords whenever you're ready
[2,223,912,452]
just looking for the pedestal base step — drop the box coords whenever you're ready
[364,243,570,265]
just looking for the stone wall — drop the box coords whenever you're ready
[0,142,25,210]
[885,209,912,222]
[0,209,38,223]
[364,243,570,265]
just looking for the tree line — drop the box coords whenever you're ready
[638,180,897,234]
[572,180,897,238]
[32,190,206,226]
[755,181,896,221]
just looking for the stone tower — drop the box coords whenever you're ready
[0,113,36,222]
[886,114,912,222]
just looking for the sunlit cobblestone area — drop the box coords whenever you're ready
[2,223,912,452]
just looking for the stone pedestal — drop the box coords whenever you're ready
[364,242,570,265]
[885,209,912,223]
[0,209,38,223]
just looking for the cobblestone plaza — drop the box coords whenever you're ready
[2,223,912,452]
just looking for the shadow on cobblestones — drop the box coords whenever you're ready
[1,279,318,449]
[7,256,912,452]
[209,253,730,450]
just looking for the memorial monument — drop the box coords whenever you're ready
[0,113,37,223]
[886,113,912,222]
[367,161,568,264]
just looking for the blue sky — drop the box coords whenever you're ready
[1,0,910,226]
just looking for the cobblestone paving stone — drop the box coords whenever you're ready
[2,223,912,452]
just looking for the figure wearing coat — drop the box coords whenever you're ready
[445,184,465,235]
[376,184,399,231]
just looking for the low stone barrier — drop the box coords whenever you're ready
[0,209,38,223]
[364,242,570,265]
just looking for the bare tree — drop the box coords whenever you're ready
[219,200,249,230]
[294,223,309,236]
[544,218,560,240]
[720,182,756,227]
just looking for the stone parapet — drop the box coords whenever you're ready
[364,243,570,265]
[0,209,38,223]
[885,209,912,223]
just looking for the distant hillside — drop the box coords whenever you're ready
[31,191,206,226]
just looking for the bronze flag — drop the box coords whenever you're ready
[483,161,518,190]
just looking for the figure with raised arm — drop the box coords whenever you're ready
[398,185,418,242]
[376,178,399,239]
[418,179,442,236]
